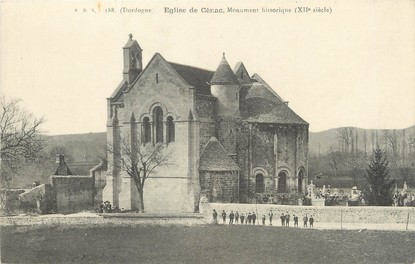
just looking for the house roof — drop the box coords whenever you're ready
[233,62,252,84]
[242,83,283,104]
[169,62,214,95]
[241,97,308,125]
[210,54,239,85]
[251,73,284,101]
[110,79,128,101]
[199,137,240,171]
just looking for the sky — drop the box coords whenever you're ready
[1,0,414,135]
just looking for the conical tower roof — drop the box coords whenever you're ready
[210,53,239,85]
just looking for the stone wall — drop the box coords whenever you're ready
[51,176,95,214]
[206,203,415,224]
[200,171,239,202]
[199,121,216,155]
[19,184,53,214]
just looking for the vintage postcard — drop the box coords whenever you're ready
[1,0,414,263]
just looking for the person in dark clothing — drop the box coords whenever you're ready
[303,214,308,228]
[229,211,235,225]
[285,213,290,226]
[240,213,245,224]
[222,210,227,224]
[262,214,266,225]
[280,213,285,226]
[235,211,239,224]
[212,209,218,224]
[247,213,252,224]
[268,210,273,226]
[293,214,299,227]
[309,215,314,228]
[252,212,257,225]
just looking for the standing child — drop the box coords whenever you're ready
[235,211,239,224]
[309,215,314,228]
[222,210,227,224]
[280,213,286,226]
[212,209,218,224]
[269,210,273,226]
[293,214,299,227]
[285,213,290,226]
[262,214,266,225]
[303,214,308,228]
[229,211,235,225]
[240,213,245,224]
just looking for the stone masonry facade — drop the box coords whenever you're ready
[103,35,309,212]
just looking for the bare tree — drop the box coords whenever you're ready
[1,95,45,186]
[109,138,172,212]
[337,127,353,153]
[383,130,399,167]
[328,147,342,178]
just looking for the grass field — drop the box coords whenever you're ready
[1,224,414,263]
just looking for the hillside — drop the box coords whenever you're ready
[309,125,415,155]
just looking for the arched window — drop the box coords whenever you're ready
[298,170,304,193]
[255,174,264,193]
[166,116,175,143]
[143,117,151,144]
[277,171,287,193]
[153,107,163,143]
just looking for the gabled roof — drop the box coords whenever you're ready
[123,36,142,50]
[233,62,252,84]
[169,62,214,95]
[54,156,73,176]
[109,79,128,101]
[210,54,239,85]
[251,73,284,101]
[199,137,240,171]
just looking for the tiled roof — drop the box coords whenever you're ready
[169,62,214,95]
[199,137,240,171]
[241,97,308,125]
[210,54,239,85]
[251,73,284,101]
[233,62,252,84]
[243,83,283,104]
[54,162,73,176]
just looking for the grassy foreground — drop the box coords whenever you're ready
[1,224,414,263]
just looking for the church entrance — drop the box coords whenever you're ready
[277,171,287,193]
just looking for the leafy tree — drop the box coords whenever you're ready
[364,148,395,206]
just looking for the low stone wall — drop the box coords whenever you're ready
[19,184,52,213]
[204,203,415,224]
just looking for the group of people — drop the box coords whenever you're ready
[212,209,315,228]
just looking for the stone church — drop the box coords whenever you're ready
[103,35,309,212]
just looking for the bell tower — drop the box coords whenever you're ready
[123,33,143,84]
[210,53,241,156]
